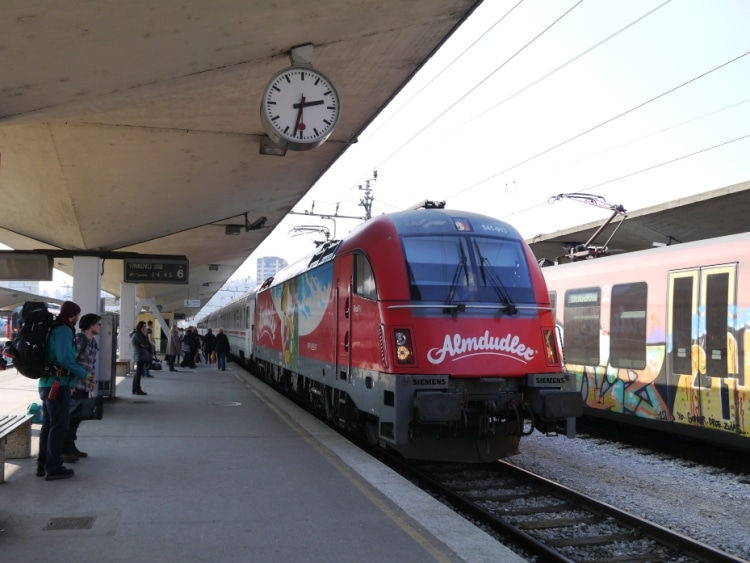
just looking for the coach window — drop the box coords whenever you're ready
[609,282,647,369]
[354,253,377,300]
[564,288,600,365]
[671,276,693,376]
[705,270,730,378]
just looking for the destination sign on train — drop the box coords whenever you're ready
[123,258,189,284]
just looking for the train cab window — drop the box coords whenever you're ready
[609,282,647,369]
[354,253,377,300]
[401,236,472,302]
[471,237,534,304]
[564,288,600,365]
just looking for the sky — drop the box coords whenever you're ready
[229,0,750,280]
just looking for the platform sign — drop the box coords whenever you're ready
[184,299,201,308]
[123,258,188,284]
[0,253,53,281]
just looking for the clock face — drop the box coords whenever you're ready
[260,67,341,151]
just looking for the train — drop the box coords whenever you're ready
[199,203,582,463]
[542,231,750,452]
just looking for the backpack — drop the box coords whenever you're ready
[4,302,56,379]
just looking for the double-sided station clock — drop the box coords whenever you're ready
[260,64,341,152]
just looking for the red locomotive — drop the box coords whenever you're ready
[204,203,582,462]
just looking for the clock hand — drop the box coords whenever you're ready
[293,94,305,137]
[292,99,325,109]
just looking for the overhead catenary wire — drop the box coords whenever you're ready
[497,132,750,222]
[290,2,747,235]
[445,48,750,201]
[371,0,584,172]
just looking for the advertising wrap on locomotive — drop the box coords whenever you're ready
[201,204,583,462]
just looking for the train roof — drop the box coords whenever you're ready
[348,207,524,239]
[542,230,750,276]
[261,207,527,290]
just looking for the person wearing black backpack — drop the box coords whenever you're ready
[37,301,93,481]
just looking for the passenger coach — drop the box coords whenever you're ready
[543,232,750,452]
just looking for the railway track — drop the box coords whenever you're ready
[241,361,747,561]
[387,457,747,563]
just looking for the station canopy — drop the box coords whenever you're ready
[527,180,750,265]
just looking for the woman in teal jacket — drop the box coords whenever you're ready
[37,301,89,481]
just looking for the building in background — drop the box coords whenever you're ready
[256,256,288,284]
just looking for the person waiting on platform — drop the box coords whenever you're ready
[129,321,150,395]
[180,326,198,368]
[214,328,230,371]
[62,313,101,463]
[165,325,181,372]
[202,328,216,363]
[166,325,182,371]
[37,301,93,481]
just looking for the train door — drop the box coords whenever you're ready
[336,253,353,383]
[667,264,738,431]
[349,253,381,375]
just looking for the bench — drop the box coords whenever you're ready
[0,414,34,484]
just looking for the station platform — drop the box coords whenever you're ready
[0,361,525,562]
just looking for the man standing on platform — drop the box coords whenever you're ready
[62,313,101,463]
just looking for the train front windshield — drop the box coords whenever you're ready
[401,235,534,305]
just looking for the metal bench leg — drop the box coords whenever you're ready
[1,437,6,484]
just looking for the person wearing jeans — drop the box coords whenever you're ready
[129,321,150,395]
[214,328,230,371]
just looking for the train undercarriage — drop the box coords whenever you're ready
[246,354,580,463]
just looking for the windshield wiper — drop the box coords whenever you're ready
[445,255,468,307]
[473,240,517,315]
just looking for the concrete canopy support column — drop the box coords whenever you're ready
[119,283,137,363]
[71,256,102,316]
[140,297,169,340]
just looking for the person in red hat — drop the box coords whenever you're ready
[37,301,92,481]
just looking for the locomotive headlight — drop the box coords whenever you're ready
[543,329,560,365]
[393,329,414,364]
